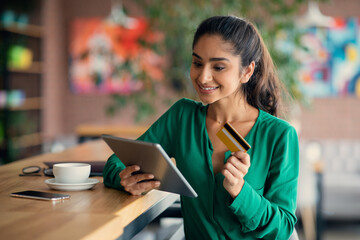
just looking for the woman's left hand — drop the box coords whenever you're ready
[222,151,251,199]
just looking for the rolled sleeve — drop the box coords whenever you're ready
[228,181,266,231]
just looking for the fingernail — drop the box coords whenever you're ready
[155,182,160,187]
[231,152,235,155]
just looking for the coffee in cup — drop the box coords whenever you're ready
[53,163,91,184]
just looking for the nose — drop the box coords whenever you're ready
[198,65,212,83]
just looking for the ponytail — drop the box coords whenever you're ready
[241,28,284,117]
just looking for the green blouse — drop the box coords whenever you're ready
[103,98,299,239]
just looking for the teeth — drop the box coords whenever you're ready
[201,86,218,90]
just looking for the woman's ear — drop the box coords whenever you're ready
[240,61,255,83]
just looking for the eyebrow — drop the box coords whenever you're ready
[192,52,230,62]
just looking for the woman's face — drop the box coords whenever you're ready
[190,34,247,105]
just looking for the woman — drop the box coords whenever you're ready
[103,16,299,239]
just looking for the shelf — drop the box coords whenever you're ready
[12,132,42,149]
[8,97,42,111]
[8,61,42,74]
[0,23,42,38]
[0,20,43,162]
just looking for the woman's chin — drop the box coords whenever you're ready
[198,96,217,105]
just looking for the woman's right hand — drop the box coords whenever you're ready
[119,165,161,196]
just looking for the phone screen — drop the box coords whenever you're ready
[10,190,70,201]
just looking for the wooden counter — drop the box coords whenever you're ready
[0,140,178,240]
[76,124,149,143]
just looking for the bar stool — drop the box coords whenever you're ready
[289,229,299,240]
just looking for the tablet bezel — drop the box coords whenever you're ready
[102,135,198,198]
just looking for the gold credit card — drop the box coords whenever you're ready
[216,123,251,152]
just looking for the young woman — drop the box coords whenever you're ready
[103,16,299,239]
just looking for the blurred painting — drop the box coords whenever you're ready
[296,18,360,97]
[69,17,164,94]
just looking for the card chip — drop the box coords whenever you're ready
[216,123,251,152]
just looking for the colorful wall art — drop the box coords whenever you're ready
[296,18,360,97]
[69,17,164,94]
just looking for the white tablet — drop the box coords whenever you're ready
[102,135,197,198]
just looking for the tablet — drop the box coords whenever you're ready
[102,135,197,198]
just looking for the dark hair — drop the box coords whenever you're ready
[192,16,285,117]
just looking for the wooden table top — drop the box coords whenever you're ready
[0,140,178,240]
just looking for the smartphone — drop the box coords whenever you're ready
[10,190,70,201]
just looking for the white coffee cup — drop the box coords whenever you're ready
[53,163,91,184]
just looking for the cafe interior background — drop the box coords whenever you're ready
[0,0,359,239]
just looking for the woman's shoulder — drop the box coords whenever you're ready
[174,98,204,107]
[258,109,297,136]
[170,98,205,112]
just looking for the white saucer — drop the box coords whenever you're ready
[45,178,100,191]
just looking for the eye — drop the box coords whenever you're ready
[213,66,225,71]
[192,61,202,68]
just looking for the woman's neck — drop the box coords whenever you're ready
[207,97,257,125]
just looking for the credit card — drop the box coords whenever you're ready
[216,122,251,152]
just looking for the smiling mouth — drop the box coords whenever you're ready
[199,85,219,91]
